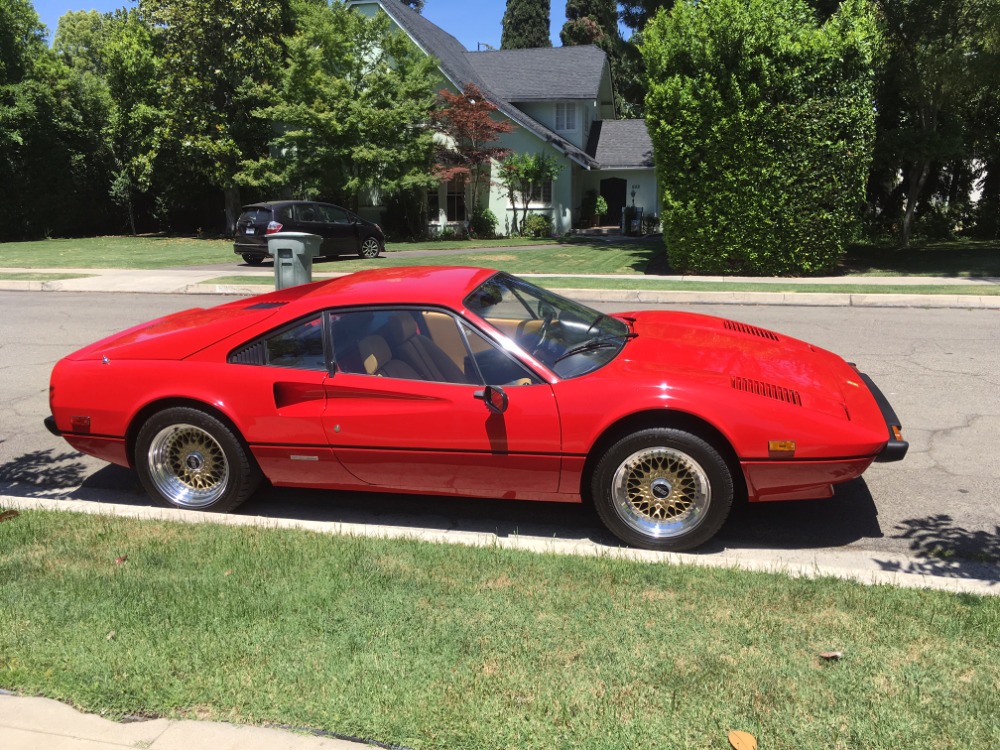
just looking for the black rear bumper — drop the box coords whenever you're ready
[857,372,908,462]
[44,416,61,436]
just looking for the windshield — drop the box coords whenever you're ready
[464,273,633,378]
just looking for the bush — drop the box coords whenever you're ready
[521,213,553,238]
[643,0,877,275]
[380,189,428,241]
[468,207,498,239]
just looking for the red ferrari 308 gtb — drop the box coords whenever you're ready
[46,267,907,550]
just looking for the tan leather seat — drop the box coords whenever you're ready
[385,314,468,383]
[356,334,421,380]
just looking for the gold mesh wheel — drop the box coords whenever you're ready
[610,446,711,539]
[147,423,230,509]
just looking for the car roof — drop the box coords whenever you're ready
[241,200,349,210]
[267,266,501,314]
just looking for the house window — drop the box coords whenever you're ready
[555,103,576,132]
[530,180,553,205]
[428,188,441,222]
[446,176,466,222]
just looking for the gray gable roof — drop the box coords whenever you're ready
[466,46,608,102]
[349,0,598,168]
[586,120,655,169]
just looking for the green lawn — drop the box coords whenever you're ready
[844,239,1000,277]
[2,510,998,750]
[0,272,93,281]
[0,235,562,270]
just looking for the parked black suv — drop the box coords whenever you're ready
[233,200,385,265]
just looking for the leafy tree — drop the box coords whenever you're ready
[643,0,878,275]
[433,84,512,214]
[138,0,291,234]
[620,0,674,35]
[870,0,1000,246]
[53,10,109,75]
[0,0,115,240]
[501,0,551,49]
[101,8,161,234]
[496,152,561,235]
[0,0,46,85]
[239,2,440,212]
[561,0,618,47]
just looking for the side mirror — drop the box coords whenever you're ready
[474,385,508,414]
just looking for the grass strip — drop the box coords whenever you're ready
[1,509,997,750]
[0,272,93,281]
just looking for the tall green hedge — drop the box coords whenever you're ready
[643,0,878,275]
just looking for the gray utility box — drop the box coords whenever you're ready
[266,232,322,290]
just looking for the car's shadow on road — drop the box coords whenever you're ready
[1,449,887,554]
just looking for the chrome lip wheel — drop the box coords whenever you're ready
[360,238,380,258]
[611,447,711,539]
[147,424,230,509]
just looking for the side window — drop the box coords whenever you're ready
[295,203,319,223]
[265,316,326,370]
[462,324,540,386]
[317,204,350,224]
[275,205,294,222]
[331,308,477,385]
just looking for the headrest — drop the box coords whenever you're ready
[386,313,419,346]
[357,335,391,375]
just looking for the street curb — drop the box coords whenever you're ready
[3,496,997,596]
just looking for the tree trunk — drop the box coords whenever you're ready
[224,185,242,237]
[900,160,931,248]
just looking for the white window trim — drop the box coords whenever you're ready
[555,103,577,133]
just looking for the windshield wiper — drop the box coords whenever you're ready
[554,334,636,364]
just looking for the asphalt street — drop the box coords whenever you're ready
[1,290,997,570]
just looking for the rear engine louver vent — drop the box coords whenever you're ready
[245,301,289,310]
[228,340,267,366]
[724,320,780,341]
[731,376,802,406]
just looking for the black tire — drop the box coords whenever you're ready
[242,253,265,266]
[590,428,734,551]
[134,407,261,513]
[358,236,382,259]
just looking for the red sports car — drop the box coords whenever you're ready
[45,267,907,550]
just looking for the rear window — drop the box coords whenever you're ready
[239,208,272,224]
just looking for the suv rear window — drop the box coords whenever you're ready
[239,208,272,224]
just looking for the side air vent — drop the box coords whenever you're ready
[731,376,802,406]
[724,320,780,341]
[228,340,267,365]
[245,301,288,310]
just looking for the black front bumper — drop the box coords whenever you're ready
[858,372,909,462]
[44,416,61,436]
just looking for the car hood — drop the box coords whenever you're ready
[620,311,855,420]
[63,301,285,362]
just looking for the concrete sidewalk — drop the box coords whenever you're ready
[0,265,999,308]
[0,693,376,750]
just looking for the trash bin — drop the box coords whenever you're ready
[266,232,322,290]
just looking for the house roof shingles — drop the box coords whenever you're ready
[586,120,655,169]
[465,47,608,102]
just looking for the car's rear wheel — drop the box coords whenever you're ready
[358,237,381,259]
[135,407,260,512]
[591,428,733,551]
[242,253,265,266]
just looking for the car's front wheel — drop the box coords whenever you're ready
[591,428,734,551]
[242,253,265,266]
[135,407,261,512]
[358,236,381,259]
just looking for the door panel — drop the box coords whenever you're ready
[324,373,562,495]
